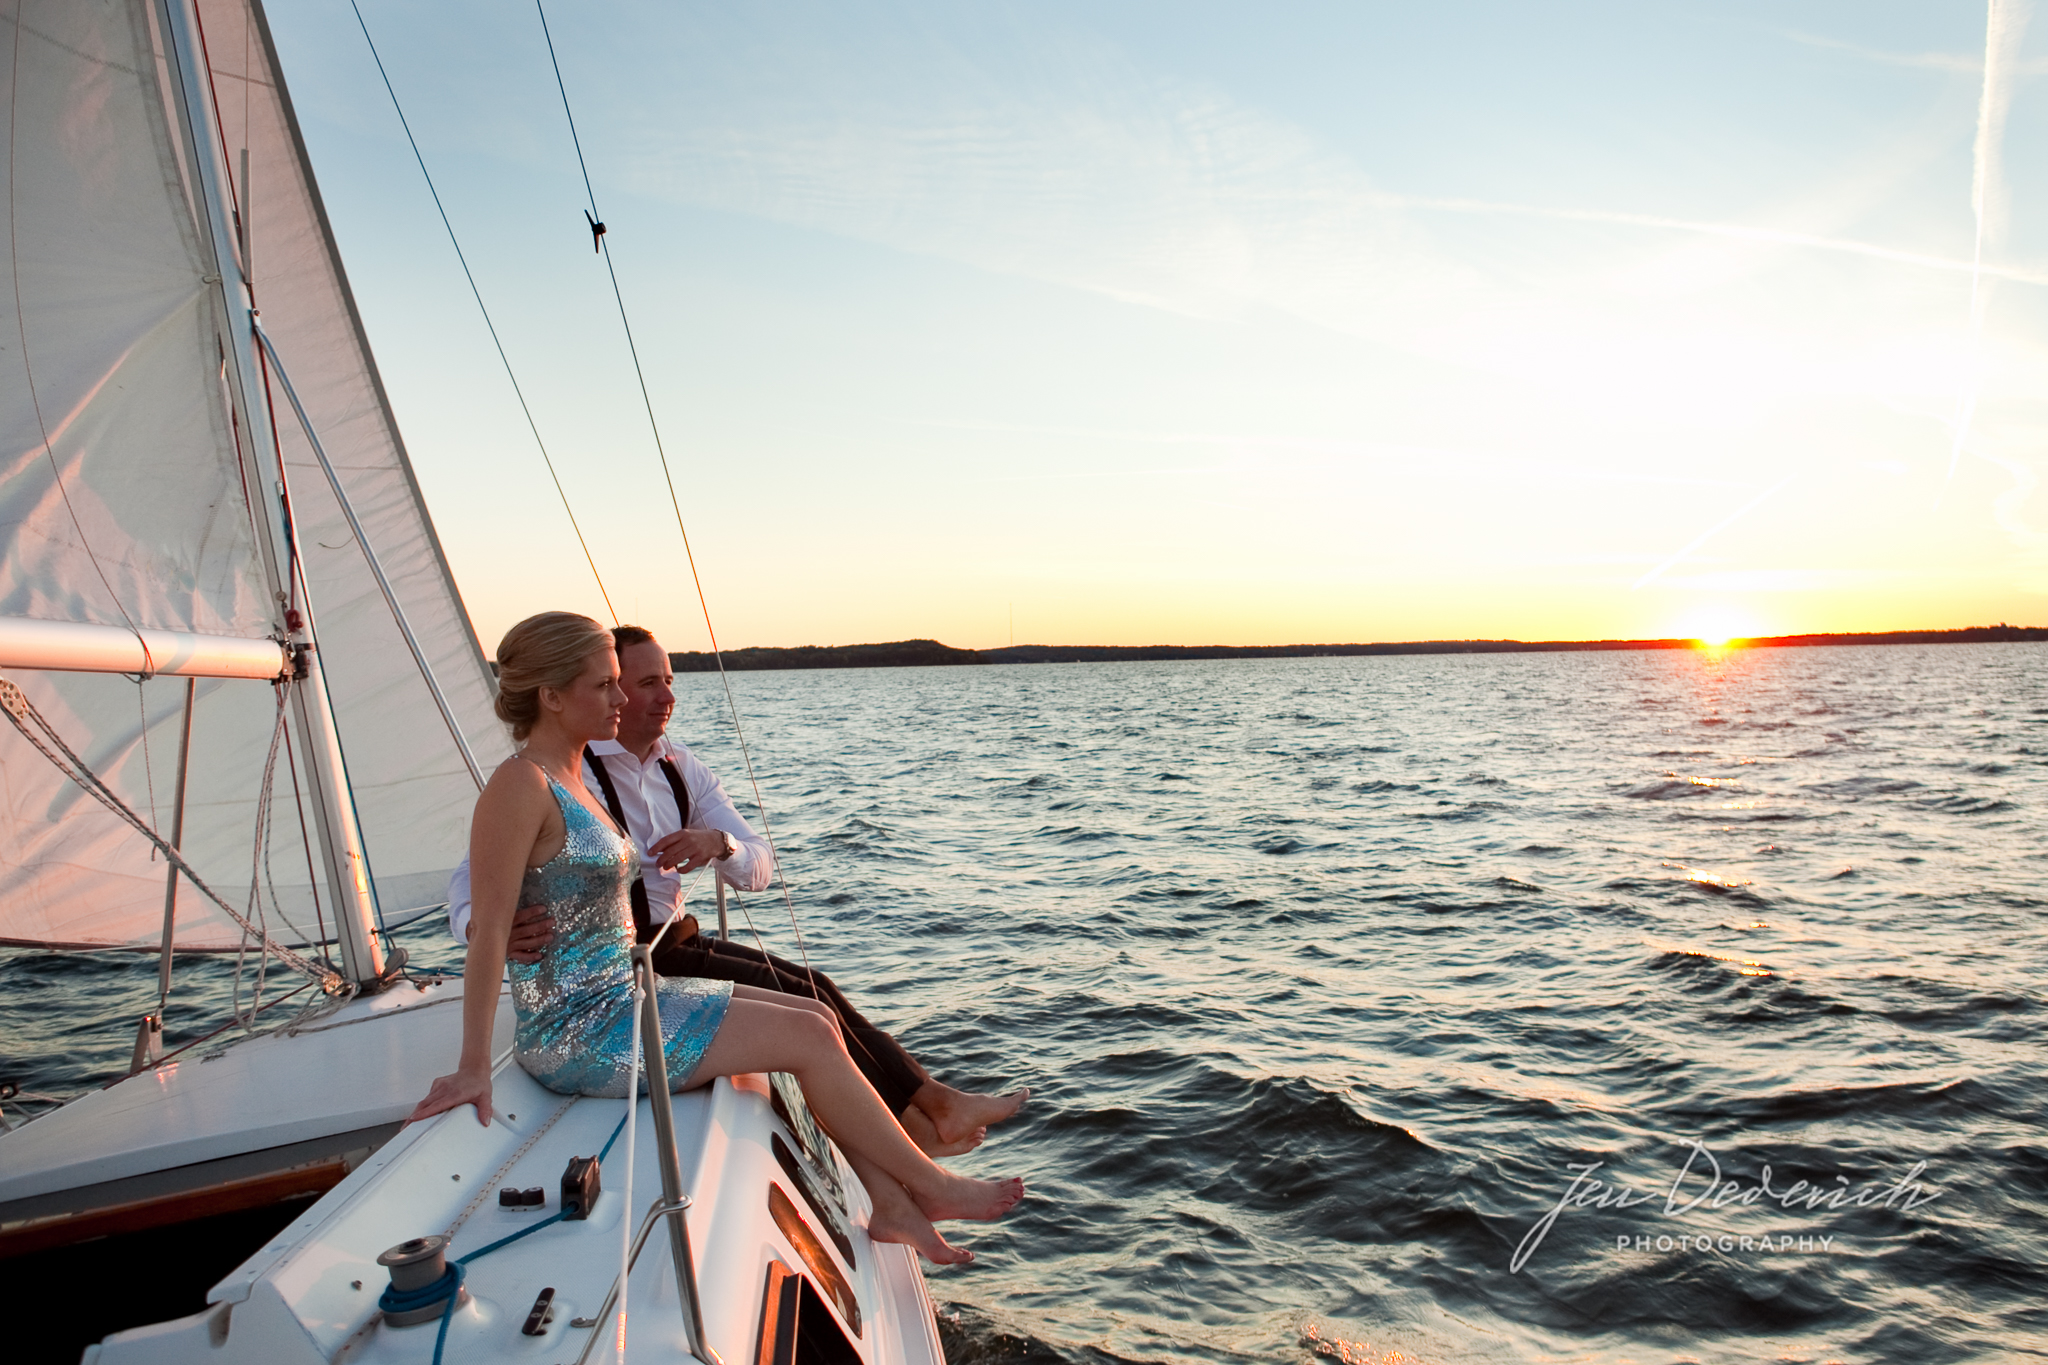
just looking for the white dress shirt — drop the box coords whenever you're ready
[447,737,772,946]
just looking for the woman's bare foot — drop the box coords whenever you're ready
[866,1197,975,1265]
[914,1084,1030,1147]
[909,1170,1025,1223]
[901,1104,986,1157]
[847,1153,978,1265]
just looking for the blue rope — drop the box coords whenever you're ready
[599,1107,630,1161]
[375,1262,467,1365]
[457,1208,570,1265]
[393,1104,632,1364]
[431,1271,462,1365]
[381,1209,574,1365]
[376,1261,466,1318]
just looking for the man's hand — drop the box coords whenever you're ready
[649,828,730,874]
[506,903,555,964]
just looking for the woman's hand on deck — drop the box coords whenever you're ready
[409,1064,494,1126]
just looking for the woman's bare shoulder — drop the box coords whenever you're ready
[478,754,551,813]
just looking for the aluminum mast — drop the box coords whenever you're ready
[156,0,391,987]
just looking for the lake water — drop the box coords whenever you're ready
[6,645,2046,1364]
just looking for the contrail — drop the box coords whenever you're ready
[1633,476,1797,591]
[1941,0,2033,504]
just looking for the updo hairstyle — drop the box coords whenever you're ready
[493,611,614,741]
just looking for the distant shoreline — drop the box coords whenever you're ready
[668,624,2048,672]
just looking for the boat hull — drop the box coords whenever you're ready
[81,1040,945,1365]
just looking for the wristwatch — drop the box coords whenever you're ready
[714,830,738,861]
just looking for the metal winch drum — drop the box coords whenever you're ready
[376,1234,468,1326]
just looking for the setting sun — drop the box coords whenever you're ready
[1676,608,1761,648]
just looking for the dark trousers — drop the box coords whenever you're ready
[642,929,930,1115]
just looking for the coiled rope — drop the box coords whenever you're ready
[0,674,342,992]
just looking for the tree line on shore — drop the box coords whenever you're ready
[664,624,2048,672]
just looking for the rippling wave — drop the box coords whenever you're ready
[6,644,2045,1362]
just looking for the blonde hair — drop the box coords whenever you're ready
[493,612,614,741]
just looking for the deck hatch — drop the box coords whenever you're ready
[772,1131,857,1270]
[769,1073,848,1214]
[768,1183,862,1338]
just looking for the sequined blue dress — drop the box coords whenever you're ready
[509,775,731,1098]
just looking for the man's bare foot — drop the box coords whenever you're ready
[909,1171,1025,1223]
[902,1104,986,1157]
[866,1198,975,1265]
[914,1084,1030,1147]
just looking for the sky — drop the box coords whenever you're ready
[263,0,2048,652]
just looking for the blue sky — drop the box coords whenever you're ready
[267,1,2048,650]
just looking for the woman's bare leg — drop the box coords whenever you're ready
[686,997,1023,1223]
[731,981,838,1020]
[843,1151,972,1265]
[726,985,984,1157]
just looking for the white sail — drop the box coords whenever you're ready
[0,0,505,951]
[199,0,506,916]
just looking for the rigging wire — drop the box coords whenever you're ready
[279,712,336,972]
[0,675,341,991]
[347,0,618,624]
[534,1,819,985]
[136,682,161,851]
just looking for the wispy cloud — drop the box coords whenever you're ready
[1783,30,1984,74]
[1634,477,1798,590]
[1657,568,1920,592]
[1378,194,2048,288]
[911,418,1761,491]
[1782,26,2048,76]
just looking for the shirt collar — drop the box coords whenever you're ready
[586,736,675,765]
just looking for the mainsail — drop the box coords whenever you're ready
[0,0,504,952]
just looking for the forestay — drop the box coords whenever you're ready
[0,0,504,951]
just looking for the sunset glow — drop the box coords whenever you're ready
[1678,608,1762,649]
[267,2,2048,649]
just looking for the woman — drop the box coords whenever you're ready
[411,612,1021,1262]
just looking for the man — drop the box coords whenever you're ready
[449,625,1024,1155]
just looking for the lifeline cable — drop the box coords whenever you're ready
[534,1,821,989]
[347,0,618,624]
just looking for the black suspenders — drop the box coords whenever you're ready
[583,746,693,935]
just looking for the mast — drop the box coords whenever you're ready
[155,0,390,987]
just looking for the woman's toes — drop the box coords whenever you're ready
[866,1206,975,1265]
[926,1237,974,1266]
[918,1173,1025,1223]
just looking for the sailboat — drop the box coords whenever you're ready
[1,2,946,1361]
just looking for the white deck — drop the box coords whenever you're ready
[0,977,508,1220]
[85,1054,946,1365]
